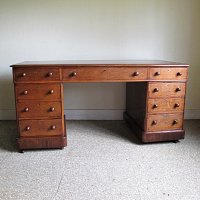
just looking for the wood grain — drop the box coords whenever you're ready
[147,98,184,113]
[124,112,185,143]
[107,67,147,80]
[62,67,108,81]
[14,67,61,83]
[126,82,147,128]
[19,119,63,137]
[148,82,186,98]
[16,101,62,119]
[15,84,61,100]
[149,68,188,81]
[17,136,67,150]
[146,113,183,132]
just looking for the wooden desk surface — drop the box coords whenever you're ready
[11,60,189,67]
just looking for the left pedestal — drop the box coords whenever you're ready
[13,67,67,151]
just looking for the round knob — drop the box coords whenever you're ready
[153,104,158,109]
[22,73,26,77]
[152,120,157,125]
[133,71,139,76]
[176,72,182,76]
[50,107,55,112]
[49,89,54,94]
[24,107,29,112]
[51,125,56,130]
[174,103,180,108]
[25,126,31,131]
[71,72,77,77]
[48,72,53,77]
[176,88,181,92]
[154,72,160,76]
[173,120,178,125]
[153,88,159,93]
[23,90,28,95]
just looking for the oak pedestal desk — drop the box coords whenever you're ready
[11,60,189,152]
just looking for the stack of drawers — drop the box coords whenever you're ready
[13,67,66,152]
[144,67,188,142]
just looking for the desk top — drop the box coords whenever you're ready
[11,60,189,67]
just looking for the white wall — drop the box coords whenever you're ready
[0,0,200,119]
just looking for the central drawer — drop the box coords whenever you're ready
[17,101,62,118]
[19,119,63,137]
[62,67,148,81]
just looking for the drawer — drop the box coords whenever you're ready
[17,101,62,118]
[148,82,186,98]
[15,84,61,100]
[146,114,183,132]
[107,67,148,80]
[14,67,61,82]
[19,119,63,137]
[62,67,108,81]
[62,67,148,81]
[149,67,188,81]
[148,98,185,113]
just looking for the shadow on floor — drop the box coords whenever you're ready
[68,120,141,144]
[0,120,18,152]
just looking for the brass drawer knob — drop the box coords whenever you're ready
[23,90,28,95]
[176,87,181,92]
[49,89,54,94]
[70,72,77,77]
[154,72,160,76]
[152,120,157,125]
[153,104,158,109]
[176,72,182,76]
[133,71,139,76]
[51,125,56,130]
[173,120,178,125]
[25,126,31,131]
[174,103,180,108]
[22,73,26,77]
[24,107,29,112]
[50,107,55,112]
[48,72,53,77]
[153,88,159,93]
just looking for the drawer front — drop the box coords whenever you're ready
[146,114,183,132]
[14,67,61,82]
[107,67,148,80]
[15,84,61,100]
[62,67,107,81]
[149,68,188,80]
[148,82,186,98]
[148,98,185,113]
[19,119,63,137]
[62,67,148,81]
[17,101,62,118]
